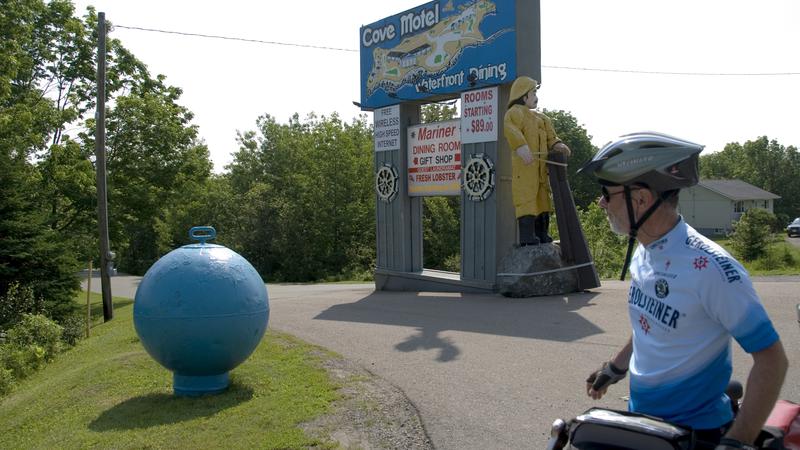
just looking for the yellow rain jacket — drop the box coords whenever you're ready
[503,104,561,218]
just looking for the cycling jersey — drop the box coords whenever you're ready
[626,217,779,429]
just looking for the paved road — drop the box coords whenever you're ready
[91,276,800,450]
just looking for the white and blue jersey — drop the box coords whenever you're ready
[626,217,779,429]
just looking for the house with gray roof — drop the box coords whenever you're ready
[678,179,780,236]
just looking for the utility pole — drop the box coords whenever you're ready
[86,260,92,337]
[96,12,113,321]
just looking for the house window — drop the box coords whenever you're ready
[734,201,746,213]
[763,200,768,209]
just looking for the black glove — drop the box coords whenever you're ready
[586,361,627,393]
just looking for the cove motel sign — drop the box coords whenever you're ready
[362,0,601,293]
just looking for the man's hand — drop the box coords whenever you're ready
[586,361,627,400]
[515,145,534,165]
[552,142,571,157]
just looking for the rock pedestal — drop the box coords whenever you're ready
[497,243,579,297]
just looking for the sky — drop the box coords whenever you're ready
[71,0,800,173]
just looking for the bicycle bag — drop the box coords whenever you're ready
[568,407,692,450]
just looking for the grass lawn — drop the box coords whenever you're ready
[0,292,340,449]
[714,237,800,276]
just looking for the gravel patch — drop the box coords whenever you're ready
[302,351,433,450]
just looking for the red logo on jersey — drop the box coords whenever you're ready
[639,314,651,334]
[693,256,709,270]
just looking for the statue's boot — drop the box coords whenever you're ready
[536,212,553,244]
[518,215,540,246]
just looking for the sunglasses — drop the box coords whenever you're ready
[601,186,625,202]
[601,186,644,202]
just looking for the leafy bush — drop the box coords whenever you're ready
[730,209,775,261]
[775,212,791,232]
[0,282,47,330]
[443,254,461,272]
[0,314,64,394]
[347,268,375,282]
[59,314,86,346]
[5,314,63,362]
[781,244,796,266]
[748,238,800,272]
[578,202,628,279]
[1,283,84,347]
[0,367,12,395]
[0,345,44,379]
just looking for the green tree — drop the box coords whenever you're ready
[0,0,87,320]
[36,140,97,263]
[544,109,598,210]
[163,174,236,248]
[421,101,457,123]
[2,0,218,313]
[228,113,375,281]
[98,83,212,274]
[0,151,80,321]
[12,3,158,267]
[730,208,774,262]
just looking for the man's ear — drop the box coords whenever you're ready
[634,188,655,207]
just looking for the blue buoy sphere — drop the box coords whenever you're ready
[133,226,269,396]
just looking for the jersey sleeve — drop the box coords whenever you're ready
[698,262,779,353]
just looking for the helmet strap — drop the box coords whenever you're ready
[619,187,667,281]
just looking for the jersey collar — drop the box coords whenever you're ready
[645,216,687,252]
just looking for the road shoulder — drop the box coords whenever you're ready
[303,348,433,449]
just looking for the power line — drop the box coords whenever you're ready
[114,25,357,53]
[114,24,800,77]
[543,64,800,77]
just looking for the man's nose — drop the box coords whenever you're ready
[598,195,608,209]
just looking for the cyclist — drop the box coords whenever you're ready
[579,132,788,449]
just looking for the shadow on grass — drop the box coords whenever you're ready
[88,299,134,317]
[89,380,253,431]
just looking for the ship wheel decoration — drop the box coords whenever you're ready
[375,163,399,203]
[462,154,495,201]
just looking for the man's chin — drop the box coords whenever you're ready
[607,219,627,235]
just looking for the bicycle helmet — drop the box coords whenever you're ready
[579,131,703,191]
[579,132,704,280]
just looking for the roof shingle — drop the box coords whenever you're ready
[698,179,780,201]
